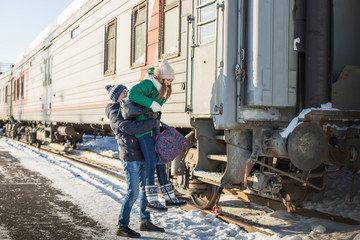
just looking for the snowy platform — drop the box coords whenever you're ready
[0,149,106,239]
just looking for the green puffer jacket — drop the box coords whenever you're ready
[128,79,165,138]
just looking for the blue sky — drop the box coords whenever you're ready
[0,0,74,63]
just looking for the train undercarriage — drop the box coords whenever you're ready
[172,108,360,211]
[2,120,99,148]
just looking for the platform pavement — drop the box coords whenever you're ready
[0,146,107,240]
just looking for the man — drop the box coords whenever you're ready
[105,84,164,238]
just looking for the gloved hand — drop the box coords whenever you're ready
[150,101,162,112]
[143,110,161,119]
[155,111,162,120]
[154,119,161,130]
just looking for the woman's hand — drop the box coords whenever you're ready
[150,101,162,112]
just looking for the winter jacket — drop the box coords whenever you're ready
[128,74,165,138]
[105,102,158,161]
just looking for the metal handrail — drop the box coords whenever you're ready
[214,2,224,113]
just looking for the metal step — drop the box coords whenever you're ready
[215,135,225,141]
[207,154,227,162]
[193,170,223,185]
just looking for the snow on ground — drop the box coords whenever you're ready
[77,134,119,158]
[1,136,359,239]
[303,167,360,222]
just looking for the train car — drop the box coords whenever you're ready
[0,70,11,125]
[0,0,359,210]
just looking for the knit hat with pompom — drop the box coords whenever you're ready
[157,59,175,80]
[105,84,127,102]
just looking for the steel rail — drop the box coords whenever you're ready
[223,189,360,226]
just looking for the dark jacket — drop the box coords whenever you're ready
[105,102,157,161]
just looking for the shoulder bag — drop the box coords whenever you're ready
[119,86,154,120]
[155,122,190,164]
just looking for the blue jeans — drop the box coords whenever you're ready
[118,160,150,227]
[138,133,169,186]
[156,164,169,185]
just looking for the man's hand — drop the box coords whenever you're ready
[154,120,161,130]
[155,111,162,120]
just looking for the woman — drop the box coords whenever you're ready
[128,59,186,211]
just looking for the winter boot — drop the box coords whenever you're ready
[145,185,168,212]
[116,226,141,238]
[139,221,165,232]
[160,183,187,207]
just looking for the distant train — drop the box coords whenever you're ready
[1,0,359,210]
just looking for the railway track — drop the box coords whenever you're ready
[8,139,271,236]
[223,189,360,226]
[8,138,360,237]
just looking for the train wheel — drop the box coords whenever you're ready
[36,141,42,148]
[174,175,189,195]
[191,183,220,210]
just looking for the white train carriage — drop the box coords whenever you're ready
[1,0,191,143]
[4,1,186,125]
[1,0,359,210]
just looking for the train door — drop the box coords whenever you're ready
[43,57,52,116]
[5,82,11,117]
[190,0,219,115]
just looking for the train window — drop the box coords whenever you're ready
[104,19,117,75]
[14,81,16,100]
[5,86,7,103]
[21,75,24,99]
[17,78,20,100]
[197,0,216,44]
[131,1,147,67]
[30,58,35,67]
[12,80,15,101]
[159,0,180,59]
[71,26,80,39]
